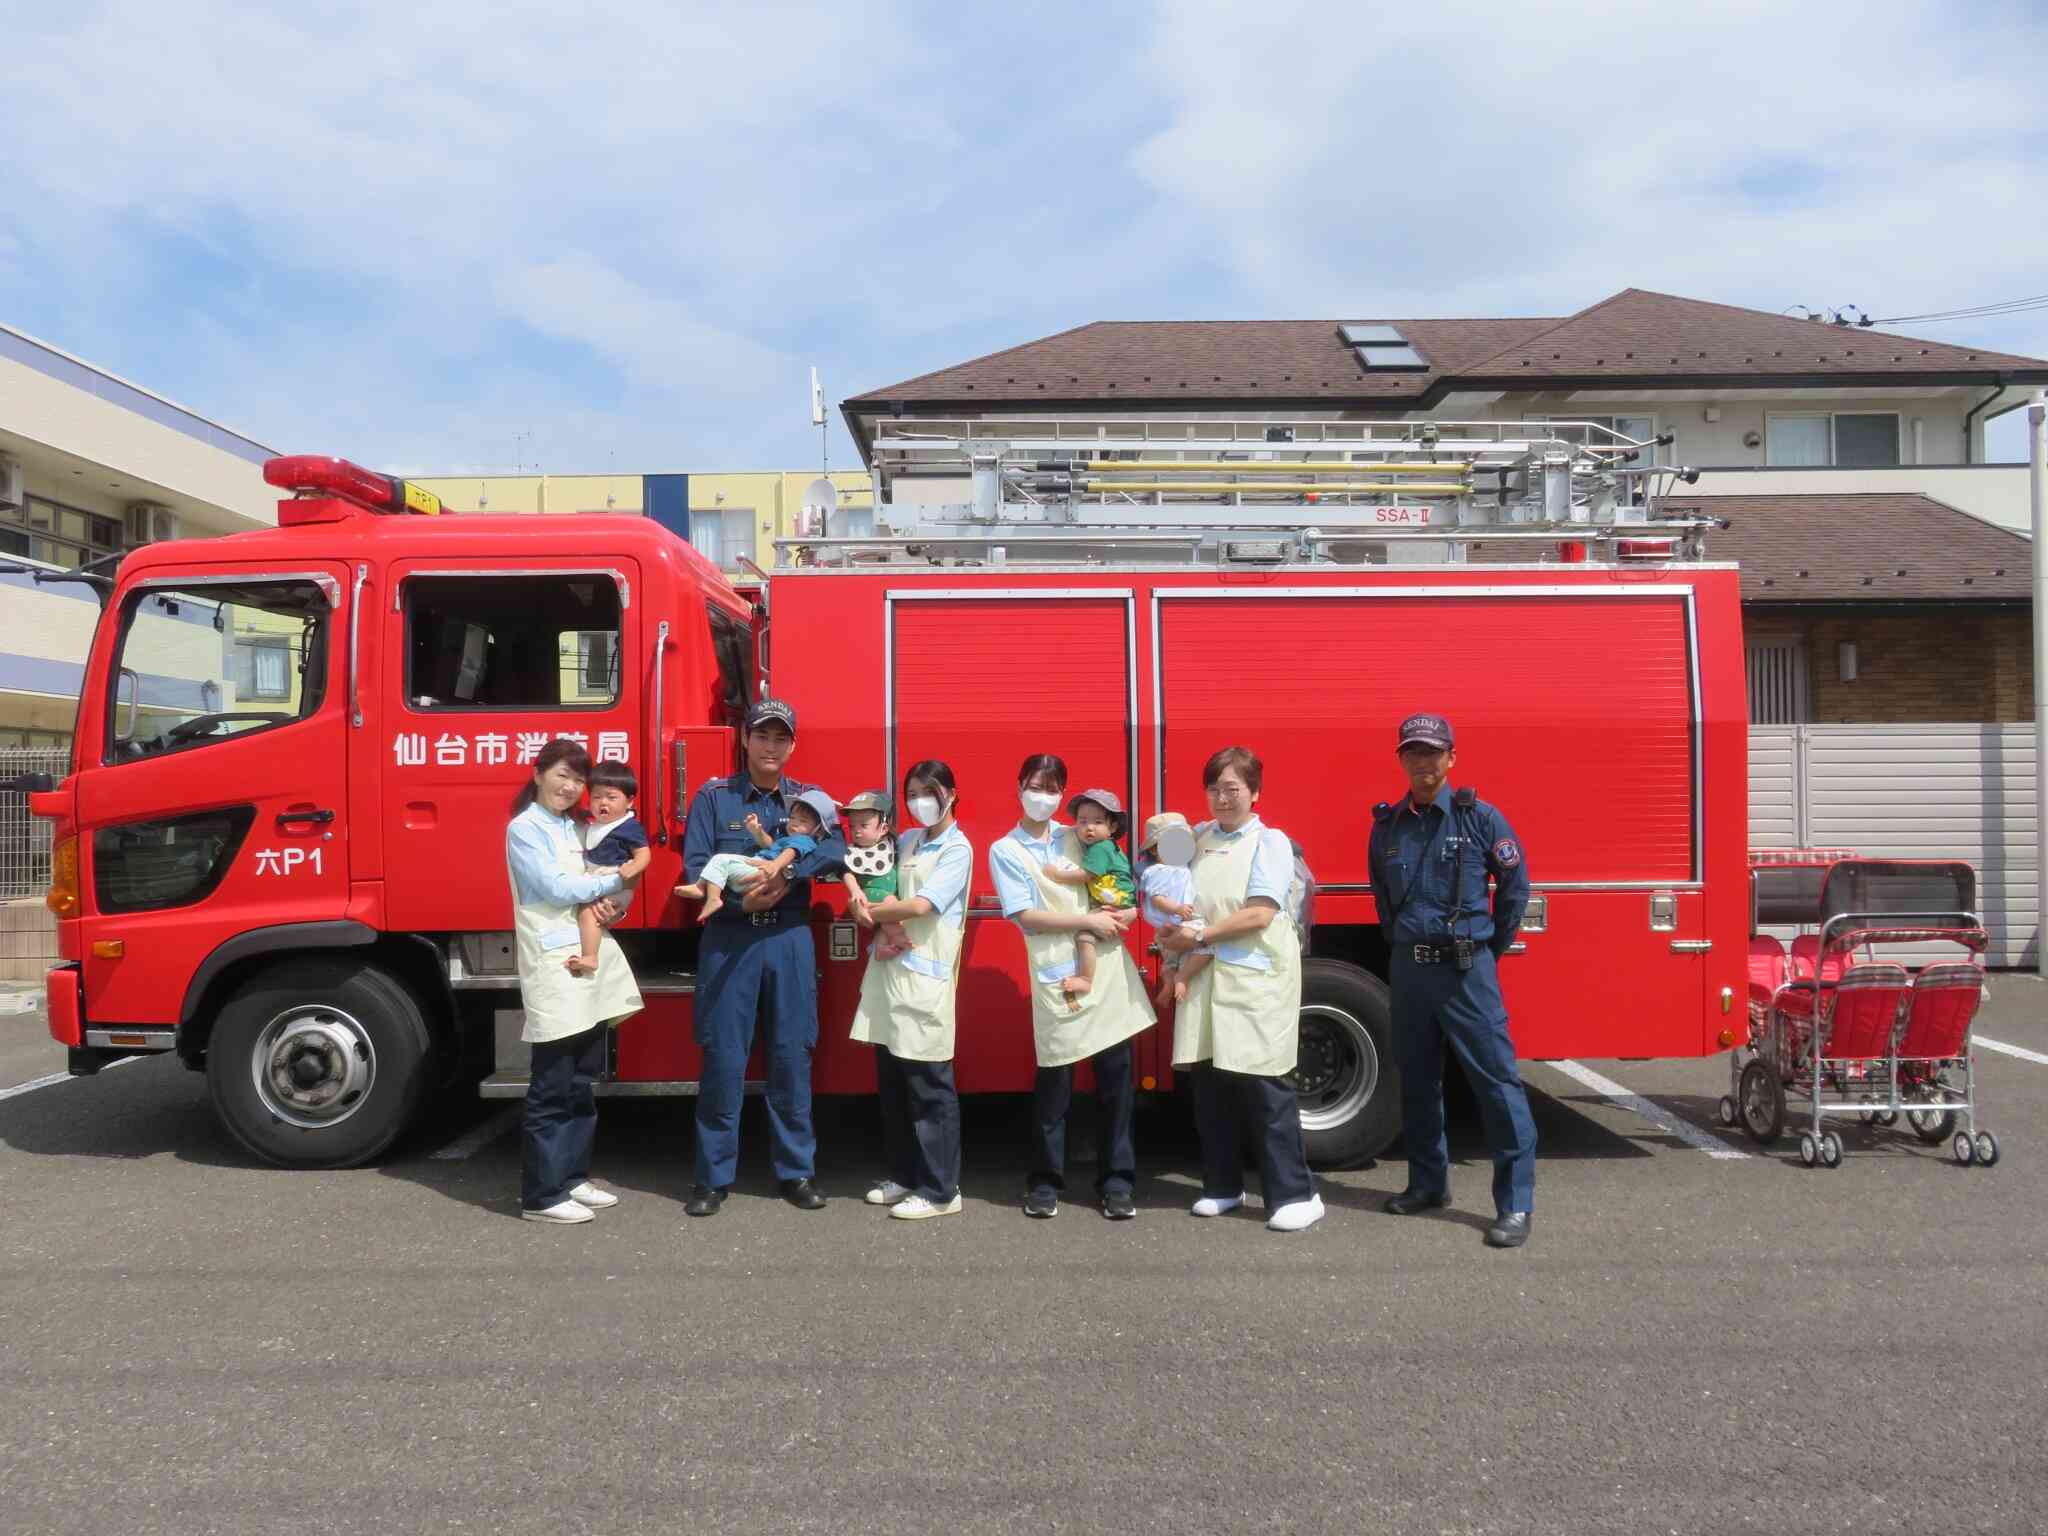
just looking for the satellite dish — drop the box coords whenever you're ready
[799,476,837,538]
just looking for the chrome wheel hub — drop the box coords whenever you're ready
[252,1005,376,1130]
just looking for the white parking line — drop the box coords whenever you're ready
[0,1054,145,1103]
[1977,1036,2048,1067]
[427,1105,520,1160]
[1543,1060,1752,1160]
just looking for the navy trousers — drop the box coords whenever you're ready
[522,1024,606,1210]
[1390,947,1538,1215]
[1030,1039,1136,1197]
[875,1048,960,1202]
[1191,1061,1314,1209]
[694,920,818,1187]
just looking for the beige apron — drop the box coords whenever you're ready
[849,830,964,1063]
[1171,821,1301,1076]
[510,807,644,1043]
[1020,828,1155,1069]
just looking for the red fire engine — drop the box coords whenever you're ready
[20,422,1747,1170]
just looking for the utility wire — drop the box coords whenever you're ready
[1870,293,2048,325]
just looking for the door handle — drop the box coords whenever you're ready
[276,808,336,828]
[1669,939,1712,954]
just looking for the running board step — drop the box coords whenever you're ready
[479,1072,761,1099]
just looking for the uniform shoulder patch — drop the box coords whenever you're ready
[1491,836,1521,869]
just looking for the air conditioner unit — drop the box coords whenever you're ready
[0,456,21,510]
[126,502,180,545]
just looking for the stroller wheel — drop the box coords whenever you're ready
[1798,1132,1819,1168]
[1874,1109,1898,1128]
[1739,1062,1786,1145]
[1974,1131,2000,1167]
[1907,1104,1956,1145]
[1819,1132,1843,1169]
[1716,1095,1738,1128]
[1952,1130,1977,1166]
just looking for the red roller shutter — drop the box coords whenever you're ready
[1158,591,1695,884]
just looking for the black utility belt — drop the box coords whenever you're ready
[1406,941,1481,967]
[714,909,787,928]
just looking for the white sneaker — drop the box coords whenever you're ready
[1191,1193,1245,1218]
[890,1192,963,1220]
[522,1198,595,1225]
[865,1180,912,1206]
[568,1182,619,1210]
[1266,1194,1326,1232]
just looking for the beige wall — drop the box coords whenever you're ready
[1463,392,1973,465]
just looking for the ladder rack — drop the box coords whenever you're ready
[785,421,1719,569]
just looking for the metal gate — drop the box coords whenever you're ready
[1749,724,2037,966]
[0,748,66,900]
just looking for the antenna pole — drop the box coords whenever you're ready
[2029,387,2046,976]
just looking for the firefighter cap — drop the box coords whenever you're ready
[744,698,797,735]
[1067,787,1124,819]
[1397,712,1454,751]
[841,789,892,818]
[789,788,838,835]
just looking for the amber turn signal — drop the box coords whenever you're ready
[1717,1027,1736,1048]
[91,940,125,960]
[46,835,79,919]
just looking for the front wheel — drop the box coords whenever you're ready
[207,959,432,1168]
[1288,959,1399,1169]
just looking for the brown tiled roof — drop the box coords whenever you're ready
[1457,289,2048,381]
[1473,494,2028,603]
[853,317,1556,405]
[847,289,2048,412]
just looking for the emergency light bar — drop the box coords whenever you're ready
[263,456,443,517]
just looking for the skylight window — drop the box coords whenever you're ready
[1339,323,1429,372]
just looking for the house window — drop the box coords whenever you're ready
[0,496,123,568]
[232,640,292,700]
[1746,643,1810,724]
[688,507,756,570]
[1765,413,1900,467]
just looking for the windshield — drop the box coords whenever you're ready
[106,579,330,761]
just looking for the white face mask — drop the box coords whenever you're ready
[1019,789,1060,822]
[907,795,945,828]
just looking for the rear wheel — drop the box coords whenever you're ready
[1288,959,1399,1169]
[1739,1060,1785,1145]
[206,959,432,1168]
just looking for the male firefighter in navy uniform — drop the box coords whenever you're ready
[1369,712,1538,1248]
[679,698,845,1216]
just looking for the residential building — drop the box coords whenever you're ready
[408,469,875,576]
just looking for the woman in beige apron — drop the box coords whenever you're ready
[849,760,974,1220]
[505,739,644,1225]
[1159,746,1323,1233]
[988,753,1155,1220]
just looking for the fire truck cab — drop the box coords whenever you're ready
[26,425,1751,1171]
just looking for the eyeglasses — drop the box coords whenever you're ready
[1205,782,1249,799]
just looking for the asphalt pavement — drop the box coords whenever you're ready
[2,980,2045,1535]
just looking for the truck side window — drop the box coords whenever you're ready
[106,579,331,762]
[404,575,622,710]
[705,602,751,724]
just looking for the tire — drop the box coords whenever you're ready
[1907,1102,1956,1145]
[1716,1095,1738,1128]
[1974,1131,2000,1167]
[1739,1060,1785,1145]
[206,959,433,1169]
[1819,1132,1843,1169]
[1951,1130,1976,1166]
[1288,959,1399,1169]
[1798,1132,1819,1167]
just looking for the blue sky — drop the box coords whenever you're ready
[3,0,2045,472]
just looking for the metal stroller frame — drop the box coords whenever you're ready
[1718,852,2001,1170]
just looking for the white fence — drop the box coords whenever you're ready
[1749,724,2037,966]
[0,749,68,902]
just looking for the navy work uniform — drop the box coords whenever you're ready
[1370,760,1537,1222]
[680,712,846,1197]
